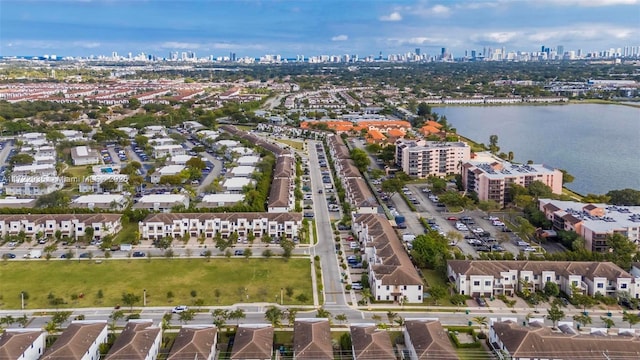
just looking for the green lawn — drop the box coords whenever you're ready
[422,269,447,289]
[456,348,492,360]
[64,165,92,178]
[0,258,312,309]
[276,139,304,151]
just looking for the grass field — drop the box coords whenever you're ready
[0,258,312,309]
[276,139,304,151]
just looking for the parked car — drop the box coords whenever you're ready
[351,283,364,290]
[2,253,16,259]
[234,249,244,256]
[172,305,188,313]
[476,297,487,307]
[132,251,146,258]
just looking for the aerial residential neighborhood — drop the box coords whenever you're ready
[1,21,640,358]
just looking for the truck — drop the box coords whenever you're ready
[24,250,42,259]
[402,233,416,242]
[119,244,133,251]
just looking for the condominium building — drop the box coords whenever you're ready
[462,152,563,207]
[447,260,638,299]
[539,199,640,252]
[0,214,122,241]
[395,139,471,178]
[138,212,302,240]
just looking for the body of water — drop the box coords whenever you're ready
[436,104,640,195]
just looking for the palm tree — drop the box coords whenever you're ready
[264,306,283,328]
[573,313,592,330]
[316,307,332,322]
[623,312,640,328]
[286,308,298,327]
[386,311,398,324]
[473,316,488,334]
[334,313,348,325]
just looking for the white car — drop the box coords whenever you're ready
[523,246,537,252]
[172,305,188,313]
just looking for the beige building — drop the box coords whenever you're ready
[462,152,563,207]
[395,139,471,178]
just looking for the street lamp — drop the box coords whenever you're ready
[280,288,284,305]
[20,291,25,310]
[143,289,147,306]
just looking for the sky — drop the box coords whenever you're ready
[0,0,639,58]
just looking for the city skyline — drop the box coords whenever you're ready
[0,0,639,58]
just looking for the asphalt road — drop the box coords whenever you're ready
[0,140,15,166]
[308,140,349,309]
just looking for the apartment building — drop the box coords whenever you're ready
[79,174,129,193]
[105,320,161,360]
[0,329,47,360]
[539,198,640,252]
[71,194,128,211]
[403,320,458,360]
[0,214,122,241]
[133,194,189,212]
[42,321,108,360]
[395,139,471,178]
[138,212,302,240]
[168,326,218,360]
[462,152,563,207]
[490,320,640,360]
[150,165,185,184]
[4,181,63,196]
[447,260,637,299]
[71,146,101,166]
[11,164,57,177]
[153,144,186,158]
[353,213,424,303]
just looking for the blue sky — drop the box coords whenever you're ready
[1,0,638,58]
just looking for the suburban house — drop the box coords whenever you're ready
[222,177,254,193]
[169,155,196,165]
[42,321,108,360]
[153,144,186,158]
[198,194,245,208]
[352,213,424,303]
[293,319,333,360]
[538,199,640,252]
[0,214,122,241]
[447,260,637,299]
[167,326,218,360]
[0,197,37,208]
[230,165,256,177]
[138,212,302,240]
[60,129,86,142]
[78,174,129,193]
[105,320,161,360]
[462,152,563,207]
[403,319,458,360]
[71,146,101,166]
[143,125,167,137]
[395,139,471,178]
[133,194,190,212]
[117,127,138,138]
[489,320,640,360]
[230,325,274,360]
[237,155,261,166]
[350,325,395,360]
[150,165,186,184]
[71,194,128,211]
[0,329,47,360]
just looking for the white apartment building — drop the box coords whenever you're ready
[71,194,128,211]
[0,214,122,241]
[11,163,57,177]
[133,194,190,212]
[352,213,424,303]
[153,144,186,158]
[462,152,563,207]
[138,212,302,240]
[79,174,129,193]
[395,139,471,178]
[447,260,638,299]
[4,181,63,196]
[539,199,640,252]
[71,146,101,166]
[150,165,186,184]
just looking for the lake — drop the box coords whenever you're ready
[435,104,640,195]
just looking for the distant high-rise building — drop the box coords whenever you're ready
[415,48,421,56]
[557,45,564,57]
[471,50,477,59]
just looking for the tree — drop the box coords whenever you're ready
[350,148,370,173]
[335,313,348,324]
[109,310,125,334]
[527,181,553,198]
[601,316,615,329]
[316,307,332,323]
[178,309,196,324]
[559,169,575,184]
[478,200,501,213]
[51,311,72,327]
[35,191,70,208]
[488,134,499,154]
[264,306,283,327]
[185,157,206,171]
[473,316,488,334]
[212,309,229,328]
[543,281,560,298]
[607,188,640,206]
[229,309,246,325]
[286,308,298,327]
[429,285,447,305]
[546,304,565,329]
[381,178,404,198]
[280,237,295,259]
[606,233,636,270]
[417,102,431,117]
[623,312,640,328]
[386,311,398,324]
[9,153,35,166]
[121,292,140,310]
[572,313,592,329]
[127,97,141,109]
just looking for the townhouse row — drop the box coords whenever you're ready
[327,134,378,214]
[447,259,640,299]
[138,212,302,240]
[352,213,424,303]
[0,319,456,360]
[0,214,122,241]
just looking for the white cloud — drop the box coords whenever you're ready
[542,0,638,6]
[397,2,451,17]
[380,11,403,21]
[471,31,518,44]
[387,36,445,46]
[72,41,101,48]
[160,42,201,49]
[430,4,451,15]
[331,34,348,41]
